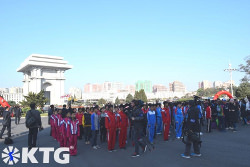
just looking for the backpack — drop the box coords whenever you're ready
[25,110,37,128]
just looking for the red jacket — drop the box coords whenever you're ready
[162,107,170,124]
[142,108,149,114]
[67,119,80,136]
[206,106,212,119]
[117,111,128,128]
[105,111,116,129]
[76,113,84,125]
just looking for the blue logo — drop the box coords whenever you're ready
[2,146,20,165]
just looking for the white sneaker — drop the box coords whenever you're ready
[93,146,98,150]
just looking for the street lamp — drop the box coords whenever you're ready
[224,64,237,97]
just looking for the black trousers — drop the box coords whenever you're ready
[79,125,84,139]
[207,119,211,132]
[84,126,91,142]
[91,130,98,147]
[184,136,200,156]
[0,125,11,138]
[100,126,107,142]
[28,127,38,148]
[15,116,20,124]
[133,126,146,154]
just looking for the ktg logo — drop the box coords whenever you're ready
[1,146,70,165]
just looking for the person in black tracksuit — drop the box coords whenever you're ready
[84,108,92,144]
[100,108,107,143]
[131,100,147,157]
[0,106,11,139]
[182,100,201,158]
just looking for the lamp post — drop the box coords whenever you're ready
[224,64,237,97]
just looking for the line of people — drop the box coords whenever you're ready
[47,96,250,157]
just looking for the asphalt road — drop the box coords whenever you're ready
[0,117,249,167]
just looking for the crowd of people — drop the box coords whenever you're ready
[47,96,250,158]
[0,96,249,159]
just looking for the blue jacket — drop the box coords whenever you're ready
[156,107,162,118]
[175,107,183,120]
[91,113,99,130]
[147,110,156,125]
[197,105,203,119]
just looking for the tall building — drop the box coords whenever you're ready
[169,81,186,92]
[84,83,102,93]
[0,87,24,104]
[199,80,213,89]
[135,80,152,93]
[222,80,235,88]
[213,81,223,88]
[103,82,113,92]
[69,87,82,99]
[153,84,168,93]
[125,85,135,94]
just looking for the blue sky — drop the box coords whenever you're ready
[0,0,249,91]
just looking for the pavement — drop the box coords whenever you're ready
[0,117,249,167]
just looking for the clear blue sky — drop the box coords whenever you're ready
[0,0,249,91]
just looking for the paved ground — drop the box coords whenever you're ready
[0,117,249,167]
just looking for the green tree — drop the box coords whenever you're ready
[197,87,225,97]
[134,89,148,102]
[7,101,16,106]
[235,82,250,99]
[196,88,205,97]
[115,97,120,105]
[20,90,48,108]
[239,56,250,82]
[125,94,134,103]
[98,98,107,106]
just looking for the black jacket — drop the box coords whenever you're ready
[186,106,200,133]
[26,109,42,128]
[61,108,68,118]
[131,107,144,128]
[2,110,11,126]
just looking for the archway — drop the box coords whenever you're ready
[42,82,52,105]
[213,90,232,100]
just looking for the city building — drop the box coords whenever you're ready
[0,87,24,104]
[125,85,135,94]
[199,80,213,89]
[84,83,102,93]
[153,84,168,93]
[69,87,82,99]
[17,54,73,105]
[213,81,223,88]
[135,80,152,93]
[222,80,235,88]
[169,81,186,92]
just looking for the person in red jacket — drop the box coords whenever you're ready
[206,103,212,133]
[68,112,80,156]
[105,105,117,152]
[76,108,84,140]
[60,112,71,147]
[162,101,171,141]
[57,109,63,146]
[117,104,129,149]
[50,110,57,140]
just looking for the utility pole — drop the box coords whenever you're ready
[224,64,237,97]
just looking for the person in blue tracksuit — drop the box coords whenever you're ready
[175,103,184,139]
[156,103,163,134]
[147,104,156,144]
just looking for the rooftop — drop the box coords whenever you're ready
[17,54,73,72]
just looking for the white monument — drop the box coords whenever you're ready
[17,54,73,105]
